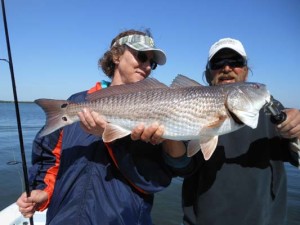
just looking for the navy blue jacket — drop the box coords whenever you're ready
[29,82,186,225]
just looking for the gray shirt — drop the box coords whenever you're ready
[182,108,299,225]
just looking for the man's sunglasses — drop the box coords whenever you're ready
[209,58,246,70]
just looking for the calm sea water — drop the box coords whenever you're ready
[0,102,299,225]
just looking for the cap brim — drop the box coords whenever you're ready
[210,48,246,61]
[126,43,167,65]
[152,49,167,65]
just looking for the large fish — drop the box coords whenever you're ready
[35,75,270,160]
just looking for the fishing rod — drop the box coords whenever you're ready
[265,96,287,124]
[0,0,34,224]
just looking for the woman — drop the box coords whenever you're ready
[17,29,190,225]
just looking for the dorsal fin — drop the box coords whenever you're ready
[86,77,168,101]
[170,74,203,88]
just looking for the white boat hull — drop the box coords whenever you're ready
[0,203,46,225]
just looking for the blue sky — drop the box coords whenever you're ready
[0,0,299,108]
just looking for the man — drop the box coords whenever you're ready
[182,38,300,225]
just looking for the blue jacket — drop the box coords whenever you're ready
[29,82,188,225]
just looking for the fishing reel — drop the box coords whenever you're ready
[264,96,287,124]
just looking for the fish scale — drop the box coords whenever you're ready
[35,75,270,160]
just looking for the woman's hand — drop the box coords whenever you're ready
[78,108,107,136]
[130,123,187,157]
[17,190,49,218]
[131,122,165,145]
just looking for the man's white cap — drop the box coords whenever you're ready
[208,38,247,61]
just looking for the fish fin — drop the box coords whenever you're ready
[187,140,201,157]
[199,136,218,160]
[170,74,203,88]
[102,123,131,142]
[230,110,259,129]
[225,89,260,129]
[86,78,168,101]
[187,136,218,160]
[206,115,227,128]
[35,99,75,137]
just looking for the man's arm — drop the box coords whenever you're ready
[277,108,300,168]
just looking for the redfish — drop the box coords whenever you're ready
[35,75,270,160]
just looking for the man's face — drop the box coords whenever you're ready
[208,49,248,86]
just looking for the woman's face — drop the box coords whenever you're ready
[111,47,154,86]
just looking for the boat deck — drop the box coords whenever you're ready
[0,203,46,225]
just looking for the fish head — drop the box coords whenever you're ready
[224,82,271,128]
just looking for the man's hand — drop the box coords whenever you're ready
[277,108,300,140]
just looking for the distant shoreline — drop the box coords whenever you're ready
[0,100,34,103]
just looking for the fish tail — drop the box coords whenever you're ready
[35,98,74,137]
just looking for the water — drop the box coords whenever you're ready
[0,102,45,212]
[0,102,300,225]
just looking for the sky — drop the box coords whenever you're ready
[0,0,299,108]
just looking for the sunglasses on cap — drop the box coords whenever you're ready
[208,57,247,70]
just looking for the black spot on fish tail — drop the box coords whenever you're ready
[61,103,68,108]
[34,98,73,137]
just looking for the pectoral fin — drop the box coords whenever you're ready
[206,115,227,128]
[187,140,201,157]
[102,123,131,143]
[200,136,218,160]
[231,110,259,129]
